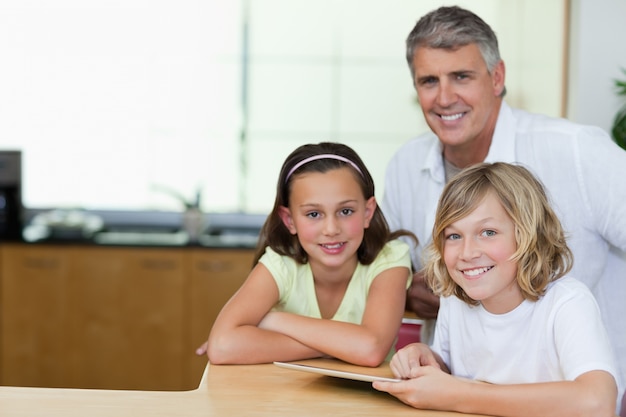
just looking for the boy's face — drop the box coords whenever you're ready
[442,192,522,314]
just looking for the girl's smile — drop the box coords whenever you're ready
[319,241,346,254]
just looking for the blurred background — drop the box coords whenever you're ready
[0,0,623,215]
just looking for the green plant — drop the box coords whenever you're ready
[611,68,626,150]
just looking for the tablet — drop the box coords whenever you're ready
[274,358,401,383]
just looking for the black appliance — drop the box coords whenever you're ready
[0,151,23,241]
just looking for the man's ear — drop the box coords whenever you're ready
[278,206,297,234]
[492,59,506,97]
[364,196,377,229]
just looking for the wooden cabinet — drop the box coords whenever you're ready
[188,249,254,385]
[0,244,253,391]
[0,245,71,387]
[68,247,189,390]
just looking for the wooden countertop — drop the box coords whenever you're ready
[0,360,488,416]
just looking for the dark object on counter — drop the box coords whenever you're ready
[0,151,23,241]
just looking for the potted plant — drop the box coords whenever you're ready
[611,68,626,150]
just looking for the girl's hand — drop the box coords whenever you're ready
[389,343,441,379]
[195,340,208,356]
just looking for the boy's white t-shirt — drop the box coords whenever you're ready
[432,276,619,387]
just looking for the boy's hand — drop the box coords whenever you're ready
[390,342,441,379]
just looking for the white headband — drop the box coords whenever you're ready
[285,154,363,183]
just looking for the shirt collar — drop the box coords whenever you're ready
[424,137,446,183]
[423,100,516,181]
[484,101,516,163]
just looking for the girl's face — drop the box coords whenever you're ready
[442,191,523,314]
[279,167,375,272]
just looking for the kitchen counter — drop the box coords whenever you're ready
[20,209,265,249]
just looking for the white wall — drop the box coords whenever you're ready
[567,0,626,133]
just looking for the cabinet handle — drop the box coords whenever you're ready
[140,259,179,270]
[195,260,233,272]
[23,257,61,270]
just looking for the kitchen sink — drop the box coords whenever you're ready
[93,231,190,246]
[92,230,260,248]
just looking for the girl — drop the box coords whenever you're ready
[198,142,416,367]
[374,162,619,416]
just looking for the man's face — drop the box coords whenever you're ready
[412,43,505,166]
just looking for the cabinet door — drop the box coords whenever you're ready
[189,249,254,386]
[0,244,71,387]
[68,247,189,390]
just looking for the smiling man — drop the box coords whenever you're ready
[381,6,626,415]
[412,41,502,168]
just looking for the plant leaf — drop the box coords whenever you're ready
[616,68,626,96]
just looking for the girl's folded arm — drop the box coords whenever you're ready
[258,266,409,367]
[206,263,322,364]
